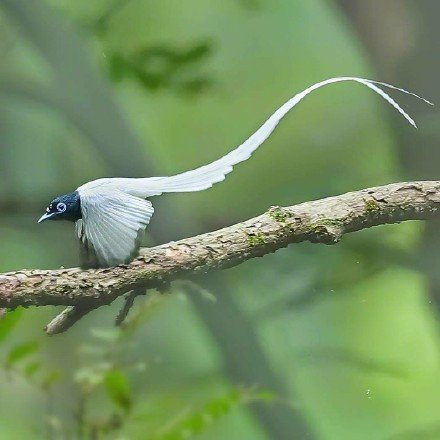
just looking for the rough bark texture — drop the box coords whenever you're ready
[1,181,440,314]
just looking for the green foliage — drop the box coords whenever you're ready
[1,1,439,439]
[154,389,252,440]
[0,309,22,345]
[5,340,39,367]
[104,369,132,412]
[41,369,62,390]
[108,41,214,95]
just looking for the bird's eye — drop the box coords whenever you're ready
[56,202,67,213]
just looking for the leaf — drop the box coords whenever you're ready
[0,309,22,345]
[179,42,212,64]
[5,341,38,367]
[104,369,132,412]
[41,370,61,390]
[152,388,274,439]
[23,361,40,378]
[154,389,244,440]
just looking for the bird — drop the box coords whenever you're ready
[38,76,431,269]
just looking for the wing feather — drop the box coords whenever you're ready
[76,190,154,268]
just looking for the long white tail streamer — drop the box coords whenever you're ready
[137,76,432,196]
[85,76,432,198]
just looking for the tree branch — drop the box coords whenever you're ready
[1,181,440,324]
[44,305,98,335]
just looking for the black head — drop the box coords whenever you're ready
[38,191,82,223]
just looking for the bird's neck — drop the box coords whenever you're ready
[64,191,82,222]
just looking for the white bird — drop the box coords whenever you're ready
[38,77,432,268]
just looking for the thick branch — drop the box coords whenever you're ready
[1,181,440,310]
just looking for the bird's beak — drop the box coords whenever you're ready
[38,212,53,223]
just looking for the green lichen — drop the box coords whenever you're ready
[269,207,289,223]
[364,199,380,213]
[304,219,342,235]
[247,232,266,246]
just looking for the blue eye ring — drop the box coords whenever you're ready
[56,202,67,213]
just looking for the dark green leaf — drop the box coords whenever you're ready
[104,369,132,412]
[179,42,212,64]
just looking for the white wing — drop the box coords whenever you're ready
[76,190,154,268]
[78,76,431,199]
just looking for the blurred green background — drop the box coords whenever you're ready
[0,0,439,439]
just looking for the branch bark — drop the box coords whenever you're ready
[44,305,97,335]
[1,181,440,320]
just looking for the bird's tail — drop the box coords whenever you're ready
[132,77,433,197]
